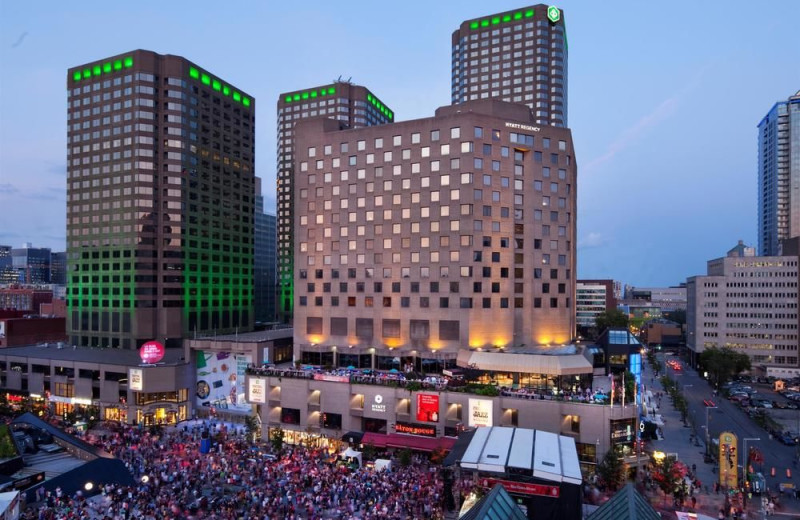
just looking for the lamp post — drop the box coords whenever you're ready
[705,406,718,456]
[742,437,760,508]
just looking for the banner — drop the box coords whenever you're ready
[719,431,738,490]
[129,368,143,391]
[416,394,440,422]
[195,351,253,413]
[468,398,493,428]
[248,378,266,404]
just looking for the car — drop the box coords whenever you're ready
[779,434,798,446]
[703,399,716,407]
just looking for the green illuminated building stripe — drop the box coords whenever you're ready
[72,56,133,82]
[187,66,251,108]
[282,86,337,104]
[469,9,535,29]
[366,92,394,120]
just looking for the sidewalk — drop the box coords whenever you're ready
[643,358,737,519]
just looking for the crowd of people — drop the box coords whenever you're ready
[22,420,446,519]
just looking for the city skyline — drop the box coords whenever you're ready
[1,0,799,287]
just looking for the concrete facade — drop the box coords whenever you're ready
[292,100,577,365]
[576,279,617,328]
[687,240,799,371]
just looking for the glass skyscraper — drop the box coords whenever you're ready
[758,90,800,255]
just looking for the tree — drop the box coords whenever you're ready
[650,455,688,504]
[398,448,413,467]
[269,426,284,453]
[664,309,686,325]
[245,415,260,441]
[596,448,626,491]
[595,310,629,334]
[361,442,376,462]
[699,347,752,388]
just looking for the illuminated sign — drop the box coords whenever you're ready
[371,394,386,413]
[480,477,560,498]
[504,122,540,132]
[313,374,350,383]
[468,398,493,428]
[416,394,440,422]
[248,378,266,404]
[547,6,561,23]
[139,341,165,364]
[719,431,738,490]
[129,368,143,391]
[49,395,92,405]
[396,421,437,437]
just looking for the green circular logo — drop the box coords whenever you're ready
[547,6,561,23]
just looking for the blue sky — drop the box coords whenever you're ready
[0,0,797,286]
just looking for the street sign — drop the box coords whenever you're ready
[719,431,738,490]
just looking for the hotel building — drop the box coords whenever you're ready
[292,99,576,368]
[277,82,394,323]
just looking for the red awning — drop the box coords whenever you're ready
[361,432,456,452]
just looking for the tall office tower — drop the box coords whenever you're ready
[758,90,800,256]
[66,50,255,349]
[451,5,568,127]
[50,252,67,286]
[254,177,277,324]
[292,100,576,366]
[686,240,799,373]
[0,246,16,285]
[11,244,52,284]
[276,82,395,323]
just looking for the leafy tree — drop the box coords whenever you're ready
[596,448,626,491]
[623,371,636,403]
[245,415,260,441]
[269,426,284,453]
[699,347,752,388]
[595,310,629,334]
[0,426,18,459]
[664,309,686,325]
[650,455,688,504]
[361,442,376,462]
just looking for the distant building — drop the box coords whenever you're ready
[276,81,395,323]
[686,239,800,375]
[451,4,568,127]
[254,177,277,324]
[576,280,617,329]
[10,244,51,285]
[0,246,16,285]
[757,90,800,256]
[641,319,682,347]
[622,285,687,312]
[0,288,53,312]
[50,252,66,286]
[0,316,66,348]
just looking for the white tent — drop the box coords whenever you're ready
[0,491,19,520]
[341,447,362,468]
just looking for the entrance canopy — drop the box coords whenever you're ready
[361,432,456,452]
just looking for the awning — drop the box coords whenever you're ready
[456,349,593,376]
[361,432,456,452]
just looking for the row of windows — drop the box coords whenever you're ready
[299,295,570,310]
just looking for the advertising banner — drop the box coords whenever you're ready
[468,398,493,428]
[129,368,143,391]
[396,421,437,437]
[719,431,738,490]
[195,350,252,412]
[416,394,440,422]
[248,377,266,404]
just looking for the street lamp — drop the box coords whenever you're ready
[704,406,718,456]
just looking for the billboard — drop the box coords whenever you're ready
[719,431,738,490]
[416,394,440,422]
[468,398,493,428]
[139,341,165,364]
[129,368,143,391]
[195,350,252,413]
[248,378,266,404]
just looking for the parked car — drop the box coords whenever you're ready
[779,433,798,446]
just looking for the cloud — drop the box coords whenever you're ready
[11,32,28,49]
[0,183,20,196]
[578,232,607,249]
[583,69,706,174]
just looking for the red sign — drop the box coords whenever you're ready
[416,393,440,422]
[396,421,437,437]
[139,341,165,364]
[313,374,350,383]
[480,478,560,498]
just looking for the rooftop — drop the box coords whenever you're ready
[0,344,185,366]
